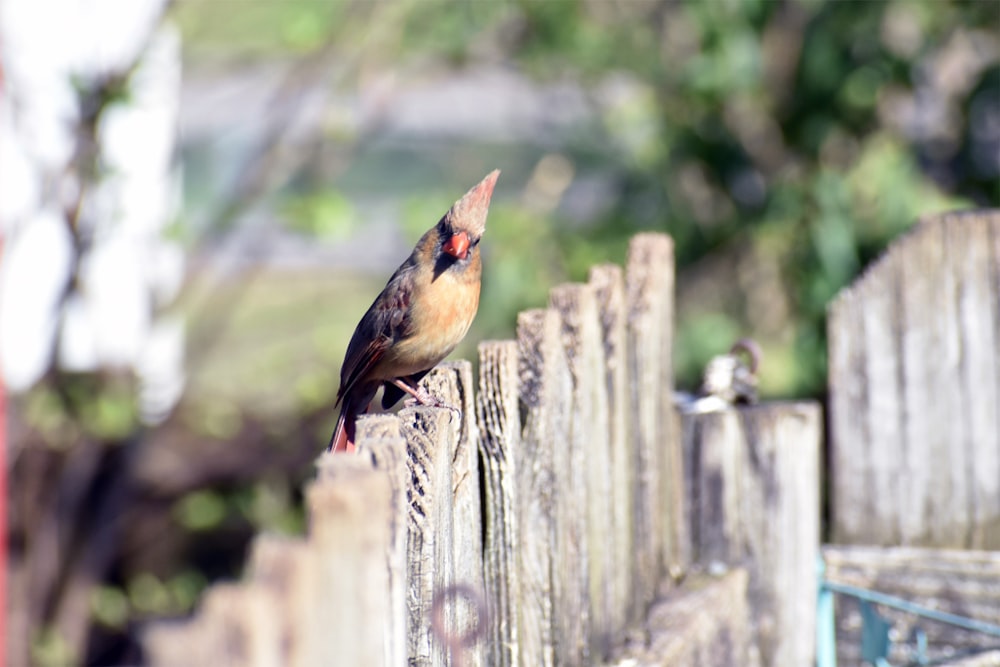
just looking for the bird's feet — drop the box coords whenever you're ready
[409,387,461,418]
[393,378,461,417]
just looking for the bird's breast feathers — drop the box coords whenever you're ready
[374,259,481,378]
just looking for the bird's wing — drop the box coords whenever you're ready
[335,263,416,406]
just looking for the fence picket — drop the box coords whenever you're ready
[518,308,581,665]
[476,340,523,667]
[829,210,1000,548]
[588,265,634,635]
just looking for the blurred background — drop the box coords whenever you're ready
[2,0,997,664]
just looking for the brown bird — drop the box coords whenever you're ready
[328,170,500,453]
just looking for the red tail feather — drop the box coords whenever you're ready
[328,385,376,453]
[329,408,355,453]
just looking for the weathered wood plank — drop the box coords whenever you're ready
[476,340,522,667]
[551,282,613,658]
[987,215,1000,550]
[829,210,1000,548]
[682,409,744,565]
[943,651,1000,667]
[200,584,283,667]
[947,216,1000,549]
[626,233,687,611]
[518,308,578,665]
[682,402,821,667]
[398,405,452,667]
[356,413,403,441]
[143,583,282,667]
[823,545,1000,666]
[898,222,947,546]
[827,273,872,545]
[744,403,821,667]
[935,219,973,546]
[399,389,484,667]
[589,264,634,635]
[421,362,486,667]
[308,455,393,667]
[247,536,322,667]
[609,570,754,667]
[862,247,904,545]
[142,611,202,666]
[355,426,408,667]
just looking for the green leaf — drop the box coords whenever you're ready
[174,490,228,532]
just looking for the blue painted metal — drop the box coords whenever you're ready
[913,628,928,665]
[820,580,1000,638]
[816,557,838,667]
[860,600,892,663]
[817,555,1000,666]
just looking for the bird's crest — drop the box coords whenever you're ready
[443,169,500,238]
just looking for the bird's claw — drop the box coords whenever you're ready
[403,386,459,413]
[404,389,462,421]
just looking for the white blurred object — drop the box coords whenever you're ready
[137,318,185,425]
[0,1,184,422]
[59,294,100,373]
[78,236,153,368]
[677,339,762,414]
[0,210,75,390]
[700,338,761,406]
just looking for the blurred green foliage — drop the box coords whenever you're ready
[174,489,228,531]
[482,0,989,395]
[175,0,996,394]
[264,0,991,397]
[30,627,75,667]
[280,190,356,239]
[174,0,345,55]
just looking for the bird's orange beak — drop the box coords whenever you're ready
[443,231,471,259]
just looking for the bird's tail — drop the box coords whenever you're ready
[328,407,355,453]
[328,386,375,453]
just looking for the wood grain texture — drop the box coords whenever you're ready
[308,455,393,667]
[247,536,322,667]
[399,364,486,667]
[356,413,403,441]
[823,545,1000,666]
[626,233,687,615]
[682,402,822,667]
[518,308,578,665]
[682,410,745,566]
[476,340,523,667]
[828,210,1000,548]
[610,570,755,667]
[399,404,454,667]
[551,282,613,659]
[143,583,282,667]
[944,652,1000,667]
[356,428,408,667]
[589,264,634,635]
[421,362,486,667]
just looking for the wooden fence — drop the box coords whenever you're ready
[143,210,1000,665]
[828,209,1000,549]
[823,208,1000,666]
[144,232,822,666]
